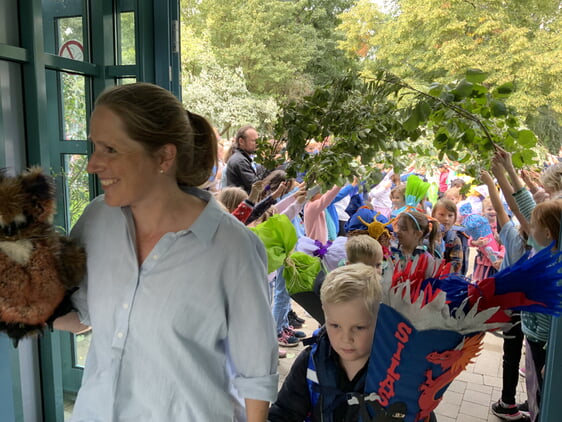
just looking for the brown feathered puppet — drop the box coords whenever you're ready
[0,167,86,346]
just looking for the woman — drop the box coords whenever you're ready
[55,83,278,421]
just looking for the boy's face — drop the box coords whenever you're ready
[434,206,456,231]
[324,297,378,374]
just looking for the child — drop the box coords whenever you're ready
[389,184,406,218]
[459,200,504,281]
[268,264,382,421]
[443,186,461,204]
[304,185,342,244]
[482,196,499,234]
[521,199,562,421]
[345,234,384,276]
[481,169,530,422]
[438,162,450,197]
[432,198,464,273]
[391,210,438,282]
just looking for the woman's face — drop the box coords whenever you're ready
[87,106,163,208]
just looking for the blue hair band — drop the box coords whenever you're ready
[403,212,421,232]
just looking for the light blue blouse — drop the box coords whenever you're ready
[70,188,278,421]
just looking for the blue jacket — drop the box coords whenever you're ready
[269,329,367,422]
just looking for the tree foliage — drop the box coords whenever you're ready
[268,69,543,189]
[338,0,562,134]
[182,0,317,97]
[297,0,360,86]
[182,61,279,138]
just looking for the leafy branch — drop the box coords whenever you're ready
[268,69,539,189]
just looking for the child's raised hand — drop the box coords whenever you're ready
[490,156,503,176]
[271,181,287,200]
[480,170,494,187]
[520,169,541,192]
[493,146,514,170]
[294,186,307,204]
[249,180,265,203]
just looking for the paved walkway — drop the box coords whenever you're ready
[279,301,527,422]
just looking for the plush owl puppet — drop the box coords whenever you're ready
[0,167,86,346]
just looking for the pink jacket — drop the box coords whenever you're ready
[304,185,342,244]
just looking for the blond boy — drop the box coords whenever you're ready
[345,234,384,276]
[269,264,382,421]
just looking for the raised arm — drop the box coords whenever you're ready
[494,146,525,192]
[492,150,533,233]
[480,170,509,228]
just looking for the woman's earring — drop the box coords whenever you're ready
[159,169,164,174]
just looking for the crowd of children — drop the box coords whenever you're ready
[212,133,562,422]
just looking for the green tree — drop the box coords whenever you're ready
[182,61,279,138]
[297,0,361,86]
[182,0,317,97]
[526,106,562,155]
[338,0,562,117]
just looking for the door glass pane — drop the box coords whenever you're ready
[57,16,85,61]
[118,77,137,85]
[42,1,87,59]
[73,331,91,367]
[61,73,87,140]
[119,12,136,65]
[0,0,20,46]
[63,154,90,228]
[63,153,92,370]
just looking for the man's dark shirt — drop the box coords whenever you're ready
[226,148,259,193]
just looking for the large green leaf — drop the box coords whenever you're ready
[465,69,488,84]
[493,82,515,99]
[517,129,537,148]
[491,100,507,117]
[451,80,473,99]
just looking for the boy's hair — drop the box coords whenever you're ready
[345,235,383,266]
[432,198,458,221]
[531,199,562,248]
[320,263,382,316]
[216,186,248,213]
[390,184,406,199]
[540,163,562,195]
